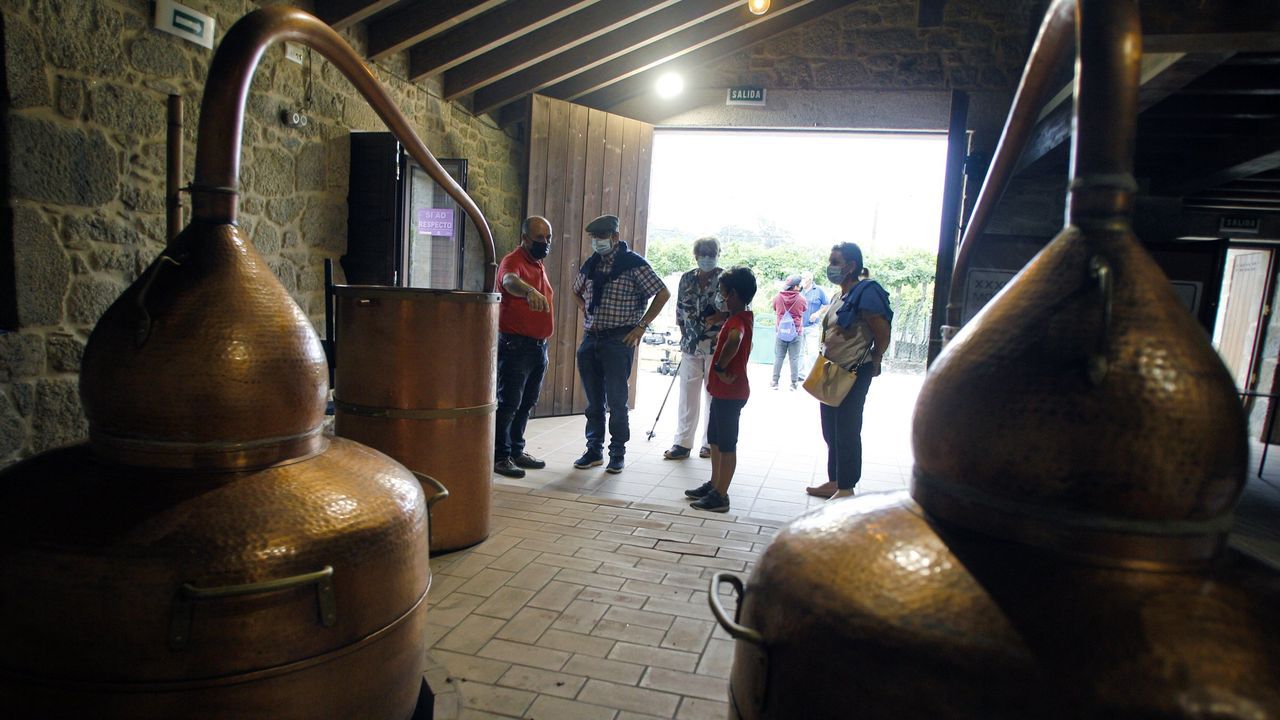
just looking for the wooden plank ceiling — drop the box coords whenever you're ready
[314,0,859,117]
[1014,0,1280,212]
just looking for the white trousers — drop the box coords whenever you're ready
[674,351,713,450]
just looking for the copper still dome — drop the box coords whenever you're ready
[713,2,1280,717]
[0,7,496,718]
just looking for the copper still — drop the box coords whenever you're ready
[0,7,495,718]
[711,1,1280,717]
[334,286,499,553]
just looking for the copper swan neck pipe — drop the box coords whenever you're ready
[190,6,497,288]
[943,0,1140,335]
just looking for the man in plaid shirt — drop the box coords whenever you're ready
[572,214,671,474]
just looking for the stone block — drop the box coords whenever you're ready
[269,257,299,293]
[10,116,119,207]
[296,143,325,192]
[249,147,295,197]
[39,0,125,75]
[266,197,305,225]
[90,244,148,277]
[64,212,142,248]
[91,82,167,139]
[121,183,166,214]
[55,75,85,119]
[45,332,84,373]
[300,198,347,252]
[30,378,87,453]
[814,59,872,89]
[129,35,188,78]
[0,331,44,381]
[13,207,70,326]
[12,382,34,416]
[252,221,282,256]
[5,18,51,109]
[0,392,23,457]
[67,277,123,326]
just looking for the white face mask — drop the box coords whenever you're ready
[696,256,717,272]
[592,238,615,255]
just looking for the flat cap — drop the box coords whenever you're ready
[585,214,620,236]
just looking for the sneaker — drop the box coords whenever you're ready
[663,445,691,460]
[829,488,855,500]
[573,451,604,469]
[494,457,525,479]
[606,456,625,474]
[805,481,838,499]
[512,452,546,469]
[684,481,714,499]
[698,446,711,458]
[690,489,731,512]
[770,383,779,390]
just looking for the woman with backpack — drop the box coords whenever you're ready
[771,275,808,390]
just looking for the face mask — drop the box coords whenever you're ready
[592,238,614,255]
[696,256,717,273]
[826,265,847,284]
[528,242,550,260]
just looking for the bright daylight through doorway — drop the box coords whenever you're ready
[632,128,949,511]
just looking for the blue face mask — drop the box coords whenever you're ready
[697,256,717,273]
[826,265,847,284]
[592,238,615,255]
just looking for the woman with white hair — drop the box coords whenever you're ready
[664,237,727,460]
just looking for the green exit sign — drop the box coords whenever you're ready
[726,86,766,106]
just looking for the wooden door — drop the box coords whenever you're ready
[525,94,654,417]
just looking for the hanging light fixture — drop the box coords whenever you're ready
[656,71,684,99]
[747,0,770,15]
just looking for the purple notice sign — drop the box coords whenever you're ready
[417,208,454,236]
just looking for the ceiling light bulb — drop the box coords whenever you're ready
[656,72,684,99]
[748,0,770,15]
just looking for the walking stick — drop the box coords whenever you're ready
[646,358,682,440]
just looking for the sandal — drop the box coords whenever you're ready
[664,445,691,460]
[699,446,711,458]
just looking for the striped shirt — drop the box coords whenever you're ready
[573,251,666,331]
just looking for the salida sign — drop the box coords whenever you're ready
[726,86,766,106]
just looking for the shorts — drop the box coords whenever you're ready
[706,397,747,453]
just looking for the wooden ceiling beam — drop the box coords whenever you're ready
[407,0,603,80]
[366,0,506,61]
[1187,190,1280,203]
[1182,199,1280,212]
[1144,94,1280,119]
[1143,0,1280,53]
[555,0,852,106]
[470,0,744,116]
[441,0,681,100]
[313,0,400,30]
[1155,125,1280,195]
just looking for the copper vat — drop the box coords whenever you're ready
[711,2,1280,717]
[333,286,499,553]
[0,7,496,718]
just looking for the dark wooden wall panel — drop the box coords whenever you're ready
[525,95,654,417]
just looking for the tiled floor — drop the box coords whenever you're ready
[423,366,1280,719]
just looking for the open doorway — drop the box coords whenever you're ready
[634,128,948,476]
[1213,247,1275,393]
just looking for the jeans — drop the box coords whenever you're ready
[495,333,548,459]
[577,329,634,458]
[819,363,874,490]
[801,326,820,377]
[772,336,803,386]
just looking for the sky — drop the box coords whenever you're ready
[647,129,949,256]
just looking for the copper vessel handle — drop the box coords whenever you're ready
[191,6,497,288]
[708,572,764,646]
[169,566,337,649]
[413,471,450,510]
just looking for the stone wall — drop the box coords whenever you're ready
[613,0,1041,161]
[0,0,525,466]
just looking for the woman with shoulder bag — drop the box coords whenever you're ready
[805,242,892,500]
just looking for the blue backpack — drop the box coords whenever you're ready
[777,297,800,342]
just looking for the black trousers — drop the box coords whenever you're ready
[495,333,548,459]
[819,363,874,490]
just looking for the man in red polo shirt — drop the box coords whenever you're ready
[494,216,555,478]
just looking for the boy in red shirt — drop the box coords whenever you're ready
[686,267,756,513]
